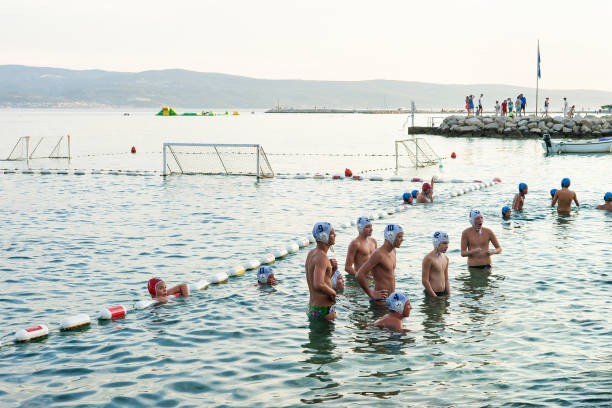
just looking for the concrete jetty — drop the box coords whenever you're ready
[409,114,612,138]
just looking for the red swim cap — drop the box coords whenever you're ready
[148,278,163,296]
[422,183,431,191]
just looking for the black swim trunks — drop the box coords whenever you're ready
[469,264,492,269]
[423,289,448,297]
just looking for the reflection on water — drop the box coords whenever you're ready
[420,295,450,344]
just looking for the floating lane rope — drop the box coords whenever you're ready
[97,305,127,320]
[59,314,91,331]
[14,325,49,342]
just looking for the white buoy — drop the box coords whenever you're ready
[286,243,299,253]
[59,314,91,331]
[350,219,356,226]
[228,265,245,277]
[135,299,158,309]
[297,238,309,248]
[14,324,49,342]
[260,253,275,264]
[209,272,229,284]
[294,174,307,179]
[451,179,464,183]
[390,176,403,182]
[387,208,396,215]
[377,211,386,219]
[352,175,364,180]
[341,222,350,229]
[369,175,383,181]
[273,248,288,259]
[368,213,378,220]
[97,305,127,320]
[244,260,261,270]
[308,234,315,243]
[395,206,403,212]
[56,170,69,175]
[189,279,210,291]
[313,174,325,179]
[22,169,34,174]
[40,169,51,175]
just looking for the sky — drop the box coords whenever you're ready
[1,0,611,91]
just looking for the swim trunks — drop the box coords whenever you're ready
[423,289,448,297]
[307,305,335,320]
[468,264,492,270]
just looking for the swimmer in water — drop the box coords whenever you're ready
[356,224,404,306]
[305,222,337,321]
[345,216,377,276]
[502,206,512,219]
[512,183,528,210]
[147,278,189,304]
[461,210,502,270]
[412,190,419,200]
[551,178,579,213]
[331,269,345,292]
[550,189,557,202]
[402,192,413,205]
[257,266,277,285]
[372,291,412,332]
[597,192,612,211]
[416,177,435,203]
[422,231,450,297]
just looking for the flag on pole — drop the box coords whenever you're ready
[537,43,541,78]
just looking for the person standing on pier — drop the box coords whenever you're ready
[501,99,508,116]
[508,98,514,115]
[495,100,501,116]
[468,95,475,116]
[543,97,550,117]
[465,96,470,116]
[515,96,522,117]
[563,97,569,117]
[478,94,484,116]
[520,94,527,115]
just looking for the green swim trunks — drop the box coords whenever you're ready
[307,305,336,320]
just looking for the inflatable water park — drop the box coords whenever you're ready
[156,106,240,116]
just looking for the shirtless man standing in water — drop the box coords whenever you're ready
[552,178,579,214]
[345,216,377,276]
[461,210,502,270]
[356,224,404,306]
[306,222,338,321]
[422,231,450,297]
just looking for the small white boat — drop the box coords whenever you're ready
[542,134,612,154]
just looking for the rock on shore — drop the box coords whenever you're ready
[413,114,612,138]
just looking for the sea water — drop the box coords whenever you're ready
[0,110,610,407]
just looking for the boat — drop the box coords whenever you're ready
[542,133,612,154]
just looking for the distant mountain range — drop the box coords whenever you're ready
[1,65,610,110]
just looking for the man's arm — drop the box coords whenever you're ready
[344,241,358,275]
[430,178,435,202]
[313,256,336,301]
[167,284,190,298]
[573,192,580,206]
[356,253,387,300]
[488,231,502,255]
[421,256,437,297]
[460,231,480,257]
[444,256,451,295]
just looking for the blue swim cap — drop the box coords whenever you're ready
[257,266,273,284]
[387,291,409,314]
[561,178,571,188]
[605,192,612,202]
[502,206,511,217]
[402,192,411,202]
[550,188,557,197]
[331,270,342,289]
[384,224,403,244]
[312,222,333,244]
[411,190,418,198]
[519,182,527,192]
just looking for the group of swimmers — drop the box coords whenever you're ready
[502,177,612,218]
[402,177,435,205]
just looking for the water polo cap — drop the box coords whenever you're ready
[605,192,612,202]
[384,224,403,244]
[519,183,527,193]
[469,209,483,227]
[331,270,341,289]
[257,266,273,284]
[411,190,418,198]
[550,188,557,198]
[356,216,371,233]
[402,192,411,202]
[561,178,571,188]
[432,231,449,250]
[312,222,332,244]
[422,182,431,191]
[387,291,409,314]
[148,278,163,296]
[501,206,511,217]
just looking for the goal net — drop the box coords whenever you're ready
[29,135,71,159]
[5,136,30,161]
[395,138,440,170]
[162,143,274,178]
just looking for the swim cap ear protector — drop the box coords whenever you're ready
[550,188,557,198]
[605,192,612,202]
[561,178,571,188]
[148,278,163,296]
[432,231,449,250]
[331,270,341,289]
[257,266,273,284]
[501,206,511,217]
[312,222,333,244]
[356,216,371,233]
[386,291,409,314]
[519,182,527,193]
[384,224,403,244]
[411,190,418,198]
[469,210,483,227]
[402,192,411,202]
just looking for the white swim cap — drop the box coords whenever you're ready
[433,231,449,250]
[386,291,409,313]
[384,224,403,244]
[331,270,341,289]
[257,266,273,284]
[312,222,333,244]
[356,216,371,233]
[469,210,482,227]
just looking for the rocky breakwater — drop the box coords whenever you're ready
[410,115,612,138]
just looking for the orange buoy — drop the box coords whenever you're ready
[493,177,502,183]
[451,152,456,159]
[345,168,353,177]
[131,146,136,154]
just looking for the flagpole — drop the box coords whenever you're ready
[536,40,539,116]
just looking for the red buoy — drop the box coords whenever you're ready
[131,146,136,154]
[411,177,422,182]
[345,168,352,177]
[451,152,456,159]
